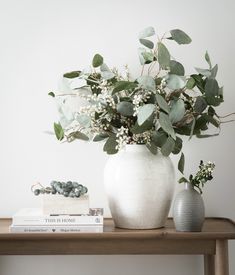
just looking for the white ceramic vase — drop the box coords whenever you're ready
[104,145,175,229]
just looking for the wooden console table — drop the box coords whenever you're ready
[0,218,234,275]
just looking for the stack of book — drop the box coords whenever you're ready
[10,208,104,233]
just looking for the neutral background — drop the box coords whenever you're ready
[0,0,234,274]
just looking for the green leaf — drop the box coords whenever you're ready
[186,77,196,89]
[146,142,158,155]
[112,81,137,94]
[92,54,103,67]
[137,75,156,91]
[203,114,220,128]
[196,133,219,138]
[63,71,81,79]
[117,101,134,116]
[169,99,185,124]
[205,78,219,98]
[210,64,218,78]
[138,47,146,65]
[139,39,154,49]
[70,131,89,141]
[103,136,118,155]
[142,52,154,62]
[178,177,189,183]
[101,71,115,80]
[48,92,55,97]
[152,131,168,147]
[189,117,196,140]
[158,42,170,69]
[166,74,186,90]
[195,67,211,77]
[131,116,153,134]
[178,152,185,174]
[138,26,155,39]
[194,96,208,113]
[156,94,170,114]
[76,114,91,127]
[169,60,185,76]
[54,122,64,141]
[93,133,109,142]
[172,136,182,154]
[205,51,212,69]
[159,112,176,139]
[137,104,155,125]
[161,136,175,156]
[170,29,192,45]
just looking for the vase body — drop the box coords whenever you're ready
[104,145,175,229]
[173,182,205,232]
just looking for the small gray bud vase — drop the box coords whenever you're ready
[173,182,205,232]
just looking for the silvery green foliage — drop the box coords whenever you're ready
[50,27,226,172]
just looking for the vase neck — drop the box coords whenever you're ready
[124,144,149,153]
[185,182,194,190]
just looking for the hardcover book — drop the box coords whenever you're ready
[12,208,104,226]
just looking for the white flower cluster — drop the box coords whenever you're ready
[133,90,153,116]
[194,161,215,184]
[115,126,131,151]
[132,131,152,144]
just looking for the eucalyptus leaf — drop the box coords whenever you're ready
[195,67,211,77]
[137,104,155,125]
[210,64,218,78]
[205,51,212,69]
[189,117,196,140]
[101,71,115,80]
[161,136,175,156]
[194,96,208,113]
[138,26,155,39]
[169,60,185,76]
[100,63,110,72]
[178,152,185,174]
[131,116,153,134]
[48,92,55,97]
[113,81,137,94]
[170,29,192,45]
[152,130,168,148]
[205,78,219,98]
[92,54,103,67]
[158,42,170,69]
[142,52,154,62]
[196,133,219,138]
[117,101,134,116]
[166,74,186,90]
[76,114,91,127]
[186,77,196,89]
[138,47,146,65]
[159,112,176,139]
[139,39,154,49]
[156,94,170,114]
[178,177,189,183]
[63,71,81,79]
[71,131,89,141]
[137,75,155,91]
[54,122,64,141]
[103,136,118,154]
[172,136,183,154]
[93,133,109,142]
[169,99,185,124]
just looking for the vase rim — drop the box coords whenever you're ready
[124,144,149,152]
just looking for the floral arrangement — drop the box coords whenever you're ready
[49,26,230,172]
[179,160,215,193]
[32,181,88,198]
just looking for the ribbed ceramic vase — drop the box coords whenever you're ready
[104,145,175,229]
[173,182,205,232]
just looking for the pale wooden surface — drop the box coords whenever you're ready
[0,217,234,255]
[204,255,215,275]
[215,240,229,275]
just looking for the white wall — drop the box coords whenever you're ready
[0,0,234,274]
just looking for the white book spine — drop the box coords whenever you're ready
[12,215,103,226]
[10,225,103,233]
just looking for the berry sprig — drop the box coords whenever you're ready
[32,181,88,198]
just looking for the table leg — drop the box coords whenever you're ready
[204,255,215,275]
[215,240,229,275]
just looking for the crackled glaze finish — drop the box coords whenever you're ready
[173,182,205,232]
[104,145,175,229]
